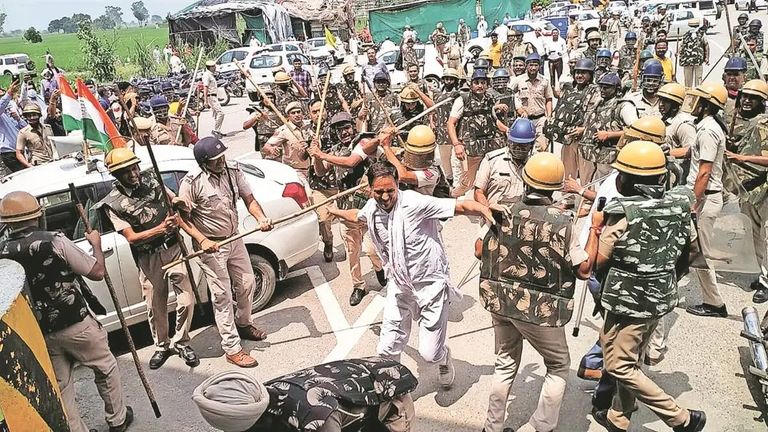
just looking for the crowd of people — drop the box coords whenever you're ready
[3,5,768,432]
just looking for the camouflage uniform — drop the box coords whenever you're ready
[679,29,707,88]
[99,170,196,352]
[741,49,765,80]
[749,30,765,52]
[544,83,600,179]
[479,195,585,432]
[500,42,516,69]
[726,115,768,290]
[251,107,281,155]
[434,88,461,180]
[401,46,419,69]
[364,91,399,132]
[149,119,195,146]
[274,86,301,113]
[617,46,638,76]
[322,83,345,118]
[339,81,362,116]
[488,87,516,126]
[458,23,471,47]
[578,97,637,182]
[253,357,416,432]
[582,46,598,63]
[598,185,694,430]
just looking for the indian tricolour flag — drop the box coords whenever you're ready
[75,79,127,151]
[57,75,82,132]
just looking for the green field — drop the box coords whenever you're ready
[0,25,169,81]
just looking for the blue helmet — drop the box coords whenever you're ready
[725,56,748,72]
[597,48,612,58]
[492,68,510,79]
[526,52,541,63]
[471,69,489,81]
[193,136,227,165]
[625,31,637,40]
[160,81,174,92]
[149,94,169,108]
[507,118,536,144]
[642,59,664,77]
[474,58,491,69]
[597,72,621,87]
[574,58,596,72]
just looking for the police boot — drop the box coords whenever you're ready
[686,303,728,318]
[177,345,200,367]
[109,406,134,432]
[323,242,334,262]
[754,286,768,304]
[591,408,626,432]
[376,269,388,287]
[672,410,707,432]
[149,349,175,370]
[350,288,366,306]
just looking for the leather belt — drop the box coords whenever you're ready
[529,113,545,120]
[704,189,721,195]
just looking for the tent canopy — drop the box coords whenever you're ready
[368,0,532,43]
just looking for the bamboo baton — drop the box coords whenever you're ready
[394,97,454,132]
[68,183,162,418]
[362,78,407,146]
[162,184,366,270]
[631,41,643,92]
[572,196,607,337]
[176,46,205,143]
[235,61,305,144]
[315,71,332,147]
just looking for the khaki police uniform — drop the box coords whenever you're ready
[16,123,54,166]
[512,74,553,152]
[473,147,526,204]
[178,162,256,356]
[626,91,662,119]
[264,121,311,184]
[202,69,224,133]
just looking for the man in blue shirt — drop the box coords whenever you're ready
[362,47,389,88]
[0,81,28,173]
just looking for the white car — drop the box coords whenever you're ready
[0,54,35,77]
[305,37,347,65]
[665,9,707,40]
[570,11,601,42]
[464,21,549,59]
[373,44,444,92]
[0,146,319,332]
[215,47,269,74]
[243,51,316,92]
[736,0,768,9]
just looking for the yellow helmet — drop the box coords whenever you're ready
[443,68,460,79]
[742,79,768,100]
[612,140,667,176]
[657,82,687,105]
[687,81,728,110]
[522,152,565,191]
[274,71,292,84]
[133,116,153,131]
[105,147,140,173]
[624,116,666,145]
[342,64,356,75]
[399,87,420,103]
[0,191,42,223]
[403,125,436,169]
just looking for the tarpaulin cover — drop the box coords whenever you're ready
[369,0,532,43]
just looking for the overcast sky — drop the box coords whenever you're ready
[4,0,194,31]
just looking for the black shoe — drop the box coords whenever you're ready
[323,243,334,262]
[592,407,626,432]
[376,269,387,287]
[109,406,133,432]
[754,288,768,304]
[750,279,761,291]
[686,303,728,318]
[673,410,707,432]
[177,345,200,367]
[349,288,365,306]
[149,349,174,370]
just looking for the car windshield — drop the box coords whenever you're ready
[308,40,325,48]
[510,24,533,33]
[698,0,714,8]
[250,55,282,68]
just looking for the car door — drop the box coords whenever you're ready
[37,183,133,333]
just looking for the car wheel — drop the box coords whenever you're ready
[249,254,276,312]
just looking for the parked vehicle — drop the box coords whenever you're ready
[215,47,269,74]
[244,52,315,94]
[665,9,707,39]
[305,37,347,65]
[0,146,319,332]
[569,11,601,42]
[0,54,35,77]
[370,44,443,92]
[735,0,768,9]
[219,70,245,98]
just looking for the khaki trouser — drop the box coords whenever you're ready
[484,314,570,432]
[601,312,689,429]
[561,139,581,181]
[577,148,597,186]
[438,144,454,181]
[567,37,580,53]
[692,192,724,306]
[742,199,768,289]
[646,315,667,360]
[341,218,383,289]
[532,116,548,152]
[683,65,703,88]
[138,242,195,350]
[198,239,255,355]
[312,188,337,245]
[207,95,224,133]
[450,153,483,198]
[46,316,127,432]
[319,394,415,432]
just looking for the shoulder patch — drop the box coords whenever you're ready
[422,168,434,179]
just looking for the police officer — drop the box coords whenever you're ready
[594,48,613,80]
[473,57,492,76]
[748,19,764,52]
[723,56,748,120]
[572,72,638,183]
[263,101,312,184]
[476,152,589,432]
[682,82,730,319]
[16,103,53,168]
[243,87,281,154]
[316,66,345,118]
[724,80,768,303]
[381,124,441,195]
[0,191,133,432]
[583,31,602,62]
[339,64,363,115]
[586,140,706,432]
[193,357,417,432]
[474,118,534,206]
[149,95,197,146]
[308,112,386,306]
[273,71,303,113]
[391,86,433,138]
[512,53,553,152]
[359,72,399,133]
[448,69,508,197]
[548,58,600,180]
[734,13,750,51]
[489,68,515,124]
[434,68,462,184]
[626,59,663,119]
[606,11,622,51]
[679,19,709,88]
[98,148,199,369]
[658,82,696,182]
[177,137,272,367]
[202,60,225,138]
[510,54,527,80]
[500,32,517,71]
[617,32,639,77]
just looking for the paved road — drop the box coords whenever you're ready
[73,6,768,431]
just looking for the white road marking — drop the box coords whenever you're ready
[283,265,386,362]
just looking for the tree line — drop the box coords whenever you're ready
[47,2,161,34]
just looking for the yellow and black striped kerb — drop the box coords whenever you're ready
[0,259,69,431]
